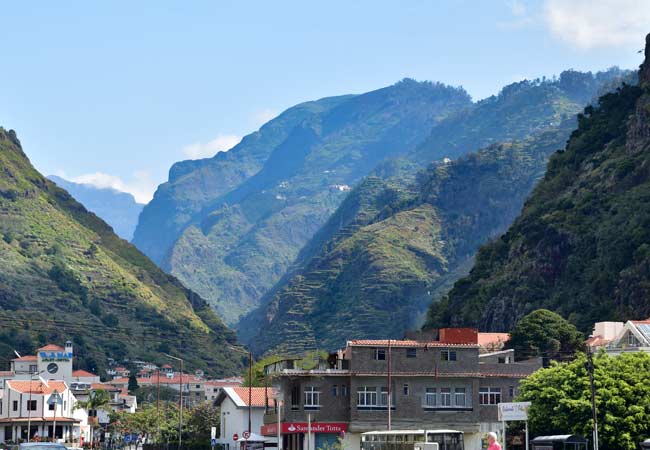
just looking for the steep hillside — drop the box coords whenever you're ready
[161,80,473,324]
[247,122,575,354]
[133,94,353,263]
[426,38,650,333]
[48,175,143,240]
[0,129,242,376]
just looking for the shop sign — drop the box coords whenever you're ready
[261,422,348,436]
[40,351,73,362]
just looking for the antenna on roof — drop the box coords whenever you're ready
[13,350,21,358]
[39,376,49,388]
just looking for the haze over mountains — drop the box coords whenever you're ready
[48,175,143,241]
[131,69,629,349]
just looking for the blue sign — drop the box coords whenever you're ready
[211,439,217,446]
[124,435,131,444]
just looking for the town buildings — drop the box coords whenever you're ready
[215,387,277,450]
[262,329,540,450]
[587,320,650,354]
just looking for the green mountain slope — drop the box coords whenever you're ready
[133,94,353,264]
[160,80,473,324]
[426,37,650,333]
[48,175,144,241]
[247,122,576,354]
[0,129,242,376]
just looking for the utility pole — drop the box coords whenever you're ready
[587,349,599,450]
[387,339,392,431]
[248,351,253,450]
[157,370,161,442]
[164,354,184,450]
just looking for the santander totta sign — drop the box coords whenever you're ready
[261,422,348,436]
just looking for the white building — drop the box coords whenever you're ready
[214,387,277,450]
[0,379,87,443]
[587,320,650,355]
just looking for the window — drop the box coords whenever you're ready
[13,400,18,412]
[406,348,417,358]
[332,385,338,397]
[375,348,386,360]
[29,365,37,373]
[628,332,639,346]
[290,385,300,410]
[455,388,466,407]
[479,387,502,405]
[5,426,12,441]
[341,385,347,397]
[403,384,409,396]
[379,387,394,407]
[440,388,451,406]
[424,388,436,407]
[196,384,201,389]
[49,403,55,411]
[27,400,37,411]
[304,386,321,409]
[357,387,378,407]
[441,350,457,361]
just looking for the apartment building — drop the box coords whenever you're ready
[262,329,540,450]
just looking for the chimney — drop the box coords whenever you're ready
[65,340,73,354]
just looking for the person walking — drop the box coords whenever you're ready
[487,432,502,450]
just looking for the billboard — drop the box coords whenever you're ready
[497,402,531,421]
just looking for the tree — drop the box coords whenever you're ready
[507,309,584,360]
[128,374,139,393]
[519,352,650,450]
[186,402,220,445]
[74,389,111,447]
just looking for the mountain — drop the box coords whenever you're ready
[133,95,354,265]
[426,36,650,334]
[137,79,473,324]
[0,128,242,376]
[245,121,576,355]
[48,175,143,240]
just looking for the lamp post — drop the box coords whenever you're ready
[164,354,184,450]
[27,369,45,442]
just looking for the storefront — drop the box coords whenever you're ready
[261,422,349,450]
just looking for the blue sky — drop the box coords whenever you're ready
[1,0,648,202]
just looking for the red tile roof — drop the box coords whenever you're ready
[38,344,65,352]
[91,383,119,391]
[7,380,67,395]
[230,387,275,407]
[12,355,37,361]
[347,339,479,348]
[585,336,610,347]
[73,370,98,378]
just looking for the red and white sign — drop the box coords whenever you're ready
[261,422,348,436]
[233,433,239,441]
[243,431,251,440]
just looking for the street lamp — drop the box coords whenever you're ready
[164,354,184,450]
[27,369,45,442]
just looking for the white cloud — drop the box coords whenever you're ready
[253,109,279,128]
[544,0,650,50]
[68,170,156,204]
[182,134,242,159]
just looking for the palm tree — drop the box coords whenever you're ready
[74,389,112,448]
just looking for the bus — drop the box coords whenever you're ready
[361,430,464,450]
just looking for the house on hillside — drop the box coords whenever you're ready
[588,320,650,355]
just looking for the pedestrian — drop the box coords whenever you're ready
[487,432,502,450]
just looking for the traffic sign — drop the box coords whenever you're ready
[243,431,251,440]
[211,438,218,447]
[233,433,239,441]
[124,435,131,444]
[47,392,63,406]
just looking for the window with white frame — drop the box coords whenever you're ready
[304,386,321,409]
[441,350,457,361]
[357,386,378,407]
[375,348,386,360]
[479,387,502,405]
[424,388,437,407]
[455,388,466,407]
[440,387,451,406]
[628,332,640,346]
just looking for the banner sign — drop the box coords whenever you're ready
[40,351,73,362]
[497,401,531,421]
[261,422,348,436]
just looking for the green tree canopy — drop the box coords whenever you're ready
[519,352,650,450]
[507,309,584,360]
